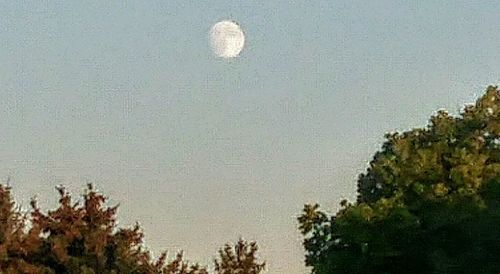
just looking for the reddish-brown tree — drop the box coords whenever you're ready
[0,184,265,273]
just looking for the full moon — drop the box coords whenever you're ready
[210,20,245,58]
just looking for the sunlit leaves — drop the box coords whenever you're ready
[299,87,500,273]
[0,184,266,273]
[214,239,265,274]
[0,185,210,273]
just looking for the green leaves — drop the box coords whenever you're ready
[299,87,500,274]
[298,204,328,235]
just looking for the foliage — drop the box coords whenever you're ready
[0,184,49,273]
[0,184,264,273]
[214,239,265,274]
[298,86,500,274]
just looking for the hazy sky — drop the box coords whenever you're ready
[1,1,499,273]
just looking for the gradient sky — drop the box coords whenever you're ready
[1,1,499,273]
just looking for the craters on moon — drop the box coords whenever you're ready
[210,20,245,59]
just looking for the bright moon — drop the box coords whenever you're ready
[210,20,245,58]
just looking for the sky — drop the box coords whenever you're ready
[0,1,499,273]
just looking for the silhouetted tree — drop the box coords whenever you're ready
[299,86,500,273]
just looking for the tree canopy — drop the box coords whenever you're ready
[214,239,265,274]
[298,86,500,274]
[0,184,265,274]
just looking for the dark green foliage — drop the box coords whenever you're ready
[298,86,500,274]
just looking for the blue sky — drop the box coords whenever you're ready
[0,1,499,273]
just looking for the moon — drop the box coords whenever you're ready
[210,20,245,58]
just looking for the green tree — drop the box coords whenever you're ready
[214,239,265,274]
[298,86,500,274]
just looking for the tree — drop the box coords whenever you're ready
[0,184,49,273]
[214,239,265,274]
[298,86,500,274]
[0,184,265,273]
[0,184,208,273]
[160,252,208,274]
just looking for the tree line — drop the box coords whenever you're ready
[0,184,264,274]
[1,86,499,273]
